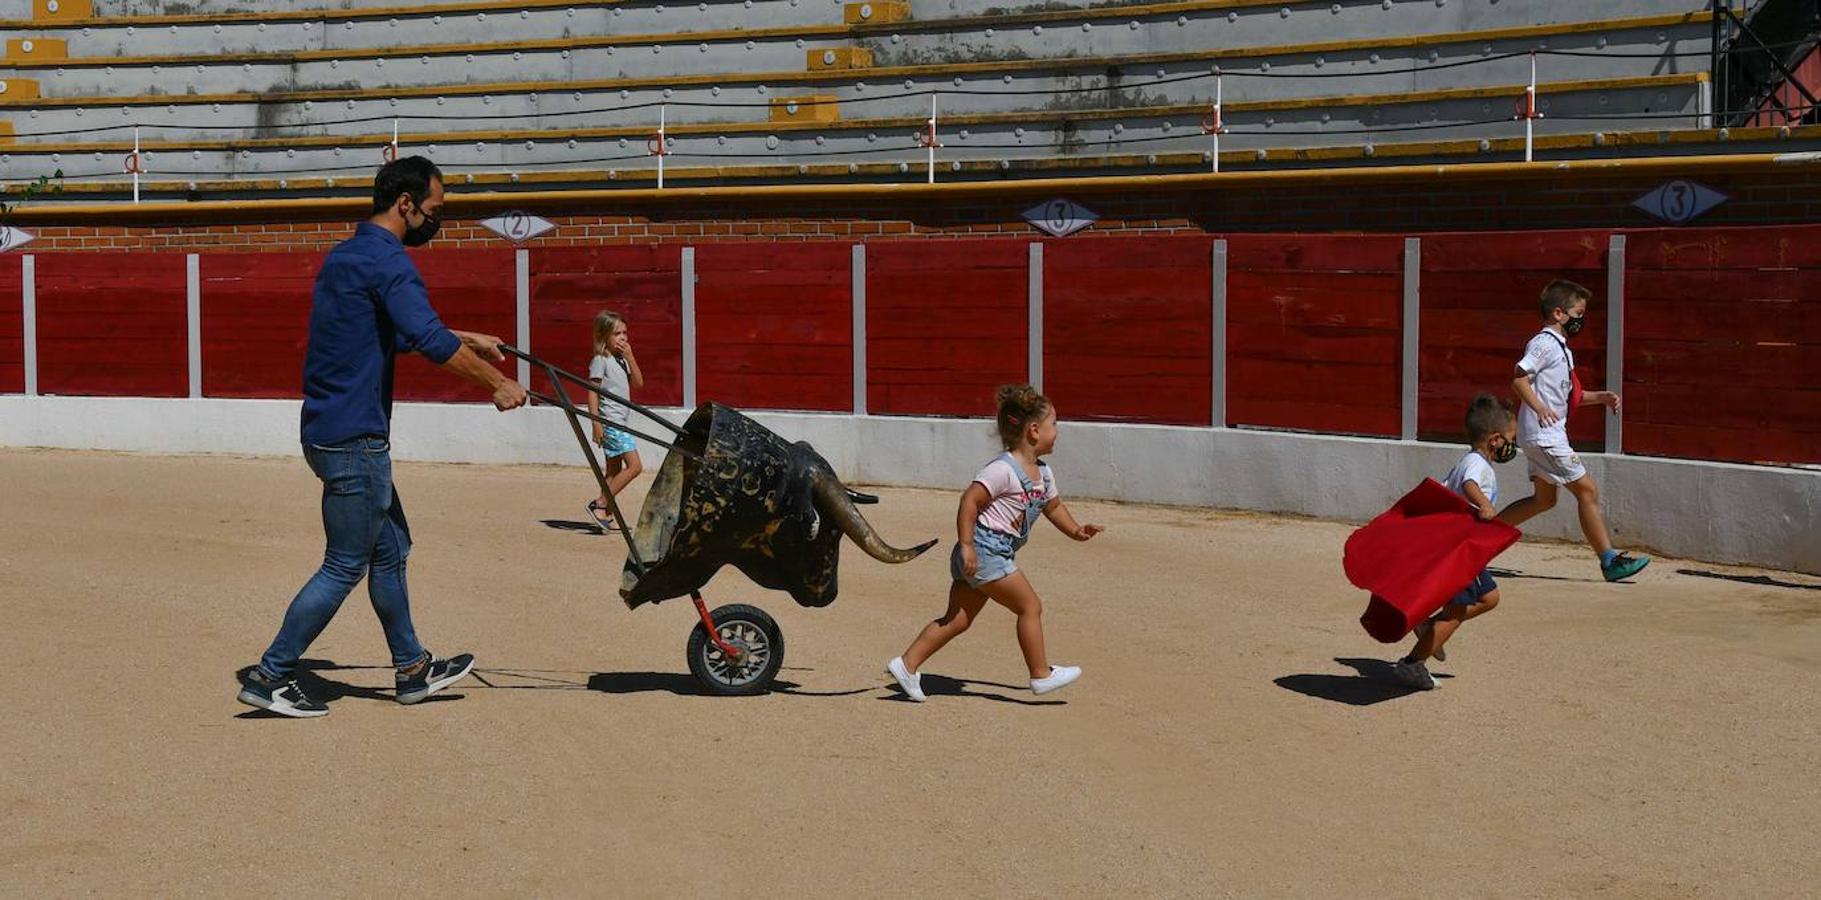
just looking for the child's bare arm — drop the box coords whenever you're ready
[956,483,989,576]
[1581,389,1620,410]
[1511,367,1557,427]
[1042,500,1104,541]
[1462,480,1496,521]
[616,335,646,389]
[588,378,604,443]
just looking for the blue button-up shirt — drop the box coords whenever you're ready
[300,222,463,445]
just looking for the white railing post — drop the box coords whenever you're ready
[925,94,940,184]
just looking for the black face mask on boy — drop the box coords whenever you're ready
[401,195,442,247]
[1562,313,1586,338]
[1490,437,1518,464]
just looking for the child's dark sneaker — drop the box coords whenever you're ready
[396,652,475,705]
[1601,552,1650,582]
[237,668,329,718]
[1392,659,1438,691]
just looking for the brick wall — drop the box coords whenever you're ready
[8,167,1819,252]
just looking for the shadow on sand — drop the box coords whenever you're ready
[1274,657,1451,707]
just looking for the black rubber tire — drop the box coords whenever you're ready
[686,603,786,696]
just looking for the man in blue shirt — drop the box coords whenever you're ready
[238,157,528,718]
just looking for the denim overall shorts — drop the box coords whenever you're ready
[950,453,1049,588]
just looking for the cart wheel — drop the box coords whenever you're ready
[686,604,785,696]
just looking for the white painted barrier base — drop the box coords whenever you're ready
[3,395,1816,574]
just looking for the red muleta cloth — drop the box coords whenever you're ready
[1344,478,1522,643]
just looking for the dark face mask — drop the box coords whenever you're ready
[1490,437,1518,464]
[1562,314,1586,338]
[401,196,442,247]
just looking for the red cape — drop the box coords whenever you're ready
[1344,478,1522,643]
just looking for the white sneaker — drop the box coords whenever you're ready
[1030,665,1081,695]
[886,657,926,702]
[1391,659,1438,691]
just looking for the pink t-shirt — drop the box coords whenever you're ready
[972,456,1060,535]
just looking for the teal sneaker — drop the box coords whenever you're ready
[1601,552,1650,582]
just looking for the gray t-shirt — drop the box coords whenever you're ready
[587,353,631,425]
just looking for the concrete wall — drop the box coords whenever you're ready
[4,394,1815,574]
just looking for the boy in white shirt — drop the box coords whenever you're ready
[1394,395,1516,690]
[1496,279,1649,583]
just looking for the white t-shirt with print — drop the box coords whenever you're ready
[972,457,1059,535]
[587,354,631,425]
[1515,329,1574,447]
[1444,449,1499,507]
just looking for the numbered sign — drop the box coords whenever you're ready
[1022,198,1098,238]
[0,226,35,253]
[479,211,556,244]
[1632,180,1728,225]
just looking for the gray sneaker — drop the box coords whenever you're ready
[395,652,475,705]
[1391,659,1438,691]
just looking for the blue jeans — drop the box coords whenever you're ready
[258,437,425,680]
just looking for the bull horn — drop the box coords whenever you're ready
[813,476,938,564]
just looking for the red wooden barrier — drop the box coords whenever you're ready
[528,245,684,407]
[1622,224,1821,465]
[200,252,321,398]
[0,255,22,394]
[1418,231,1610,450]
[391,248,516,402]
[34,253,187,397]
[868,239,1028,417]
[1226,235,1404,436]
[1043,236,1212,426]
[694,242,852,412]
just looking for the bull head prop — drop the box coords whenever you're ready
[620,403,937,609]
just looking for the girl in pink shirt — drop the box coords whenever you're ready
[887,384,1104,701]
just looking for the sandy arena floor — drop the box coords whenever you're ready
[1,448,1817,897]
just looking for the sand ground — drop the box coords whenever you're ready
[1,448,1817,898]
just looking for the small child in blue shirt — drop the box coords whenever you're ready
[1393,394,1516,691]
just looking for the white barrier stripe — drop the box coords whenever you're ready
[681,246,697,409]
[851,244,867,416]
[1401,237,1421,441]
[187,254,202,399]
[21,255,36,398]
[1606,234,1627,454]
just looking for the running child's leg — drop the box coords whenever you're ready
[1410,606,1464,663]
[607,450,643,497]
[978,572,1050,679]
[594,455,624,512]
[901,581,991,673]
[1498,477,1558,527]
[1561,475,1613,555]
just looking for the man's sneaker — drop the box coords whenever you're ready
[1031,665,1082,695]
[885,657,927,702]
[1417,619,1446,662]
[1602,552,1651,582]
[237,669,329,718]
[396,652,475,705]
[1391,659,1438,691]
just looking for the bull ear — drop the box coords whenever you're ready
[846,488,880,505]
[812,476,937,564]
